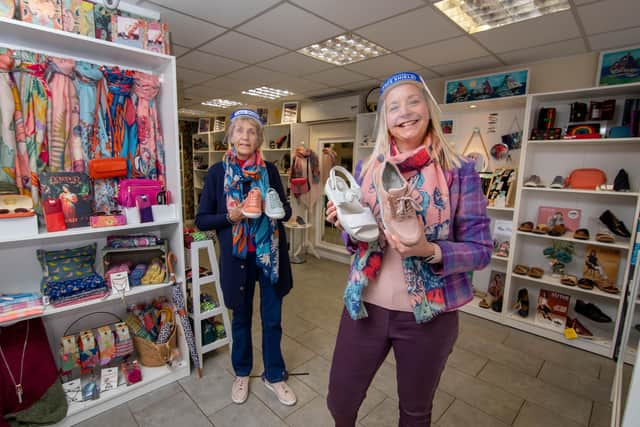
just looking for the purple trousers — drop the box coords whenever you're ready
[327,303,458,427]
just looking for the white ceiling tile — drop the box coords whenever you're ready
[183,85,227,102]
[198,32,287,63]
[345,54,421,79]
[143,0,279,27]
[177,67,216,86]
[589,26,640,51]
[199,76,251,92]
[338,79,379,92]
[415,68,441,80]
[578,0,640,35]
[499,38,586,66]
[237,3,342,50]
[139,2,225,48]
[270,77,328,94]
[259,52,334,76]
[402,36,490,67]
[304,88,347,98]
[288,0,424,29]
[178,51,246,74]
[574,0,601,4]
[226,66,284,86]
[172,44,190,57]
[430,56,501,77]
[473,11,581,53]
[355,6,463,51]
[305,68,369,86]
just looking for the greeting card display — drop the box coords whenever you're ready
[20,0,63,29]
[111,15,146,49]
[146,22,167,53]
[535,289,570,332]
[583,245,621,286]
[40,172,92,228]
[537,206,581,232]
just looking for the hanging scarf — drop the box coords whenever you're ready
[133,71,165,184]
[321,146,337,184]
[14,50,50,205]
[46,57,84,172]
[103,67,137,177]
[74,61,105,168]
[292,146,320,185]
[223,148,279,285]
[345,140,452,323]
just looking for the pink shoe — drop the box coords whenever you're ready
[231,376,249,404]
[263,378,297,406]
[374,161,421,246]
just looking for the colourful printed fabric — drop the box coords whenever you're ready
[133,71,165,184]
[14,50,50,205]
[103,66,137,177]
[223,148,279,285]
[41,272,106,303]
[46,56,84,172]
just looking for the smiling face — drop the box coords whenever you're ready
[231,118,260,160]
[384,83,430,151]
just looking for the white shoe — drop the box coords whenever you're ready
[264,188,285,219]
[231,376,249,404]
[263,378,297,406]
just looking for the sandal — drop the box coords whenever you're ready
[324,166,379,243]
[595,280,620,294]
[518,221,534,232]
[596,231,615,243]
[577,278,595,290]
[528,267,544,278]
[532,224,549,234]
[560,274,577,286]
[478,294,494,309]
[513,264,529,275]
[573,228,590,240]
[548,224,567,237]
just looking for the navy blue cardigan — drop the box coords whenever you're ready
[195,161,293,311]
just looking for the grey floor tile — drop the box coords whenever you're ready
[249,375,318,419]
[438,366,524,424]
[128,383,183,414]
[479,361,592,425]
[459,313,510,343]
[282,335,316,371]
[538,360,612,402]
[370,361,398,399]
[282,310,316,339]
[359,398,398,427]
[296,355,332,396]
[447,346,489,377]
[358,387,388,421]
[74,403,138,427]
[130,386,212,427]
[513,401,583,427]
[437,399,510,427]
[208,397,287,427]
[293,327,337,360]
[590,401,613,427]
[285,396,335,427]
[432,390,455,424]
[503,329,603,378]
[179,363,235,416]
[456,330,544,377]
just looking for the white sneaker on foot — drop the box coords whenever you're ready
[263,378,297,406]
[231,376,249,404]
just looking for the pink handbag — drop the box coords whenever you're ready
[117,179,163,207]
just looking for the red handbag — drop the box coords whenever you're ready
[88,158,127,179]
[42,198,67,232]
[566,168,606,190]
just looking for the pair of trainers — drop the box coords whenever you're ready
[242,188,285,220]
[231,376,297,406]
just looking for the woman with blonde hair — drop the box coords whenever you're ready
[326,71,491,426]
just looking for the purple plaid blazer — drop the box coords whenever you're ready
[345,159,492,313]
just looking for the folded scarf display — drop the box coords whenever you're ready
[46,57,84,172]
[133,71,165,184]
[345,141,452,323]
[104,67,137,177]
[223,148,279,285]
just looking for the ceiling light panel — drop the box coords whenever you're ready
[298,33,390,66]
[434,0,571,34]
[242,86,294,100]
[178,108,211,116]
[201,99,244,108]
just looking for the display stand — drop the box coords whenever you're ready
[187,240,231,370]
[0,15,189,426]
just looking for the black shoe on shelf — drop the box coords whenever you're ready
[599,209,631,238]
[575,299,612,323]
[516,288,529,318]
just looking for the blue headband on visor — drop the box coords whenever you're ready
[379,72,421,97]
[230,108,263,125]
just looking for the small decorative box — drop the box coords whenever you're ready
[90,213,126,228]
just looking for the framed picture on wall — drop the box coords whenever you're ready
[198,118,210,133]
[281,102,299,124]
[596,45,640,86]
[444,69,529,104]
[213,116,226,132]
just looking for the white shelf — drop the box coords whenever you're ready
[193,150,209,154]
[511,272,621,301]
[189,306,225,321]
[515,230,631,250]
[528,138,640,146]
[521,187,640,198]
[487,206,515,213]
[440,95,527,113]
[491,254,510,261]
[459,296,502,322]
[202,337,231,353]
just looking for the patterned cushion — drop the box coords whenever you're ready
[37,244,97,282]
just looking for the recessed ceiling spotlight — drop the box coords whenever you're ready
[434,0,570,34]
[298,33,390,66]
[241,86,294,100]
[201,99,244,108]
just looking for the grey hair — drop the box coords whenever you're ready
[223,117,265,151]
[363,84,463,175]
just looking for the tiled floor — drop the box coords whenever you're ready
[76,257,628,427]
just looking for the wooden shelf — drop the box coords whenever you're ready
[511,272,622,301]
[515,230,631,250]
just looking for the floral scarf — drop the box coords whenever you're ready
[223,148,279,285]
[103,67,137,177]
[345,141,452,323]
[133,71,165,184]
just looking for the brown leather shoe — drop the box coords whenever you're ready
[374,161,421,246]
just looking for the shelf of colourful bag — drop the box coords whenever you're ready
[528,137,640,146]
[521,186,639,197]
[510,270,621,301]
[515,230,632,250]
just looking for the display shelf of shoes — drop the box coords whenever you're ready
[0,16,190,425]
[260,123,310,190]
[504,83,640,358]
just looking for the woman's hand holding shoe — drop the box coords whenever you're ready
[228,202,246,223]
[325,201,343,231]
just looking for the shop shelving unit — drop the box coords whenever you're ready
[0,16,189,425]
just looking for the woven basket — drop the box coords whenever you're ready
[132,326,177,367]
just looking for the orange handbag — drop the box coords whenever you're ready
[565,168,606,190]
[88,158,127,179]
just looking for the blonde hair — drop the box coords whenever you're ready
[223,117,265,151]
[363,84,463,175]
